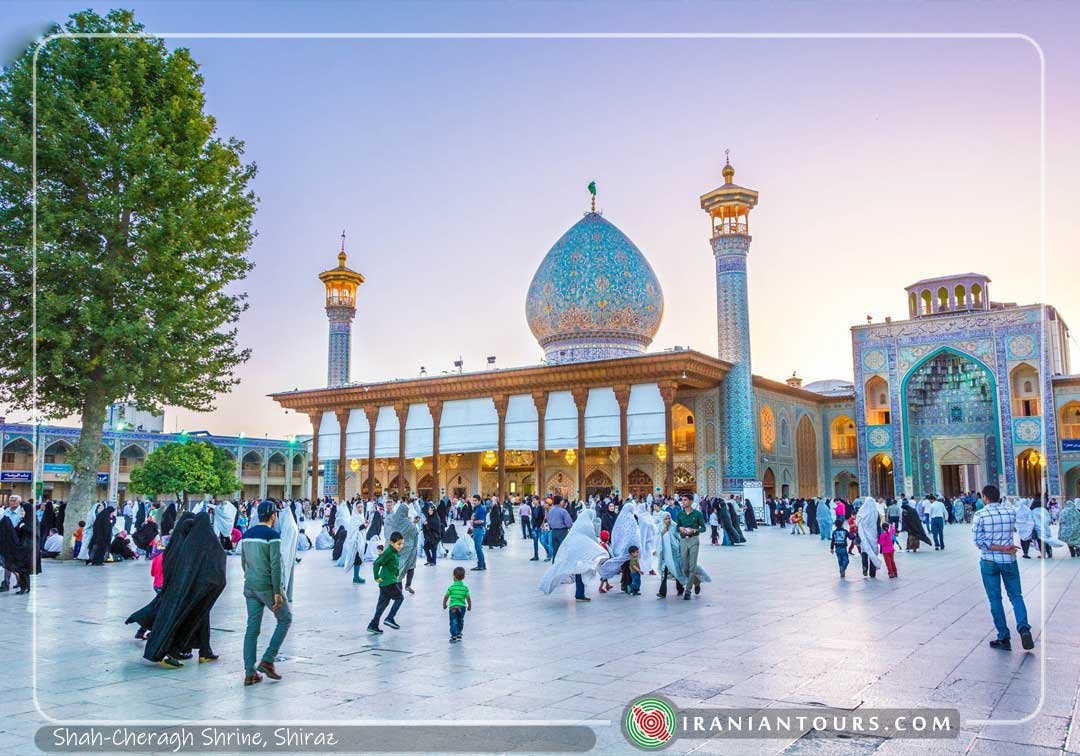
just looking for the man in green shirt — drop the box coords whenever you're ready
[676,494,706,600]
[368,532,404,634]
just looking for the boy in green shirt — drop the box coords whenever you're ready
[442,566,472,642]
[368,532,404,634]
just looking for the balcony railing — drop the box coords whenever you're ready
[713,221,749,237]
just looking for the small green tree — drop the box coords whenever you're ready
[0,10,257,558]
[128,441,240,506]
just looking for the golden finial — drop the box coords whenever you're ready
[722,149,734,183]
[338,229,347,266]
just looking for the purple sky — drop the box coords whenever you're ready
[6,2,1079,438]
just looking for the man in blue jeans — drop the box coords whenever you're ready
[972,485,1034,651]
[929,496,947,550]
[469,495,487,571]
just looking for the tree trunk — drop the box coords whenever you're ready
[59,390,110,560]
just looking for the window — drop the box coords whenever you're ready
[2,452,14,465]
[865,376,890,425]
[1010,364,1040,418]
[1061,403,1080,440]
[830,416,857,458]
[44,454,56,464]
[780,417,790,447]
[760,405,776,451]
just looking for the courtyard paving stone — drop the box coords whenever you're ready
[1,522,1078,755]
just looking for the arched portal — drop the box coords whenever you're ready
[628,468,653,499]
[902,348,1000,498]
[833,471,859,500]
[869,453,895,499]
[762,467,776,499]
[585,469,613,499]
[416,474,435,501]
[387,474,411,499]
[672,466,696,496]
[1016,449,1044,498]
[796,416,819,497]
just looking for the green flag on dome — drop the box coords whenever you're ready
[587,181,596,196]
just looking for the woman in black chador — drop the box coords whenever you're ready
[159,502,177,536]
[126,512,226,668]
[483,499,506,548]
[87,506,115,565]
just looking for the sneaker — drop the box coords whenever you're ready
[405,587,415,595]
[175,652,193,660]
[449,636,460,643]
[199,653,220,663]
[353,577,365,584]
[384,619,401,630]
[243,672,263,686]
[683,592,691,601]
[989,638,1012,651]
[1019,629,1035,650]
[575,596,591,602]
[529,557,539,561]
[257,661,282,680]
[694,583,701,595]
[469,567,483,571]
[367,625,383,635]
[159,656,183,669]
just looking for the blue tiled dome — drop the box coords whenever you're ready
[526,212,664,364]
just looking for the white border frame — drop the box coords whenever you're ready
[29,30,1047,733]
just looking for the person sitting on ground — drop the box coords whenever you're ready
[40,528,63,558]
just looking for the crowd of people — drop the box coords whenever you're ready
[4,484,1078,678]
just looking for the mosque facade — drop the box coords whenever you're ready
[272,161,1078,504]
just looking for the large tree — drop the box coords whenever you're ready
[0,10,257,558]
[128,441,240,506]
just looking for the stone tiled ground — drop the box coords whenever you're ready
[2,521,1079,755]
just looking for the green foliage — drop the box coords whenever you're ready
[128,441,239,498]
[0,8,258,417]
[0,9,257,546]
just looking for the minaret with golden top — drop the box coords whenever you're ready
[318,231,364,387]
[700,152,760,492]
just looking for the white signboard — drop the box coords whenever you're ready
[743,480,766,525]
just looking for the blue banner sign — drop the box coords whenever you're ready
[1064,439,1080,452]
[43,463,73,475]
[1,471,32,482]
[97,473,109,485]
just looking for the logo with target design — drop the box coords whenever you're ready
[622,695,678,750]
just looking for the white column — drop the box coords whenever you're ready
[235,446,243,499]
[259,451,268,499]
[108,439,120,503]
[284,454,293,499]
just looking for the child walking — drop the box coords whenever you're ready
[598,530,613,594]
[621,545,643,595]
[830,518,852,578]
[442,566,472,642]
[879,523,898,578]
[368,532,404,634]
[135,535,167,640]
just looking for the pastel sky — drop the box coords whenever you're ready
[5,2,1079,439]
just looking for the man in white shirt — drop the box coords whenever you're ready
[41,528,64,557]
[929,496,948,550]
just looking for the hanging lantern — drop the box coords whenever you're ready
[483,450,497,467]
[655,443,667,462]
[413,457,424,470]
[349,458,360,473]
[564,448,577,465]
